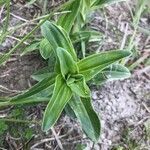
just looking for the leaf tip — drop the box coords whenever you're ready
[124,50,132,57]
[42,121,51,132]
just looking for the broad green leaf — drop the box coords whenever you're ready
[57,0,82,33]
[41,21,77,61]
[42,74,72,131]
[56,47,78,78]
[21,41,40,56]
[11,74,56,101]
[40,38,53,59]
[69,94,100,142]
[93,64,131,85]
[67,74,91,98]
[77,50,131,81]
[64,104,76,119]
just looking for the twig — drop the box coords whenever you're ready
[120,23,129,50]
[6,35,29,45]
[0,85,22,94]
[134,116,150,127]
[51,127,64,150]
[30,134,66,149]
[10,13,28,22]
[142,102,150,113]
[0,5,5,22]
[18,136,34,150]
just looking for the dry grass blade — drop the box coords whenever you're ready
[51,127,64,150]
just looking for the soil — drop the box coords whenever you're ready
[0,0,150,149]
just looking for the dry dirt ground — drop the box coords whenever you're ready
[0,0,150,149]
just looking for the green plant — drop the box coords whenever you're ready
[21,0,125,58]
[0,21,131,142]
[0,121,8,135]
[0,106,36,147]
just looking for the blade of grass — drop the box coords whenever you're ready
[129,52,149,71]
[0,0,10,43]
[0,118,40,125]
[0,97,50,107]
[121,0,148,65]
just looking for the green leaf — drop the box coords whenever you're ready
[71,30,101,43]
[77,50,131,81]
[35,85,54,98]
[93,64,131,85]
[0,53,10,65]
[57,0,82,33]
[67,74,91,97]
[91,0,125,8]
[42,75,72,131]
[41,21,77,61]
[24,128,33,140]
[56,47,78,78]
[21,41,40,56]
[0,97,50,107]
[0,0,5,5]
[0,121,8,135]
[64,104,76,119]
[40,38,53,59]
[31,67,54,81]
[83,0,91,8]
[0,85,54,107]
[69,95,101,142]
[11,74,56,101]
